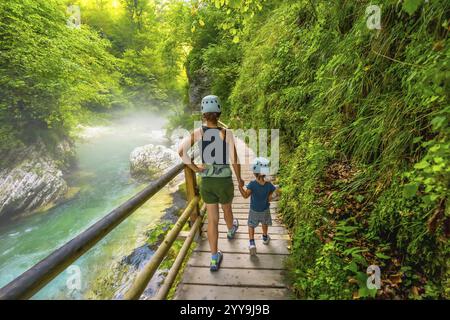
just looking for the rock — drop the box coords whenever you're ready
[161,189,187,223]
[129,144,181,181]
[187,68,211,111]
[0,140,71,221]
[121,244,154,270]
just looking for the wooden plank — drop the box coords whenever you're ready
[181,267,286,288]
[234,176,254,179]
[219,208,277,214]
[202,224,287,235]
[228,213,280,220]
[232,179,254,183]
[175,284,290,300]
[206,232,290,240]
[187,252,287,270]
[230,199,250,204]
[229,203,279,209]
[228,203,248,209]
[195,239,290,255]
[215,218,282,227]
[231,199,278,205]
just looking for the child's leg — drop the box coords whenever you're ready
[262,224,269,236]
[262,224,270,244]
[248,226,256,255]
[248,226,255,242]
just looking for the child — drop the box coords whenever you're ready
[238,157,277,255]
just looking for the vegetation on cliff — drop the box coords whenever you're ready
[185,0,449,299]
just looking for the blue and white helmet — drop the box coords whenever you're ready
[201,95,222,114]
[252,157,270,175]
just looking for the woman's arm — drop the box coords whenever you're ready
[227,129,244,187]
[178,129,204,173]
[238,185,252,199]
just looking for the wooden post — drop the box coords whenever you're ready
[123,197,200,300]
[184,166,199,226]
[153,209,204,300]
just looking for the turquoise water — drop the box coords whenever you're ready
[0,112,174,299]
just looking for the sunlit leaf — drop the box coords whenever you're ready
[375,252,391,260]
[402,0,422,15]
[403,183,419,198]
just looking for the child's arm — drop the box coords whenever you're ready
[238,184,252,199]
[268,183,280,202]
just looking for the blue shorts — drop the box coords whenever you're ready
[248,208,272,228]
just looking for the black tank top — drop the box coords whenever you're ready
[199,126,229,165]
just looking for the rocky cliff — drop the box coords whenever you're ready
[0,139,75,221]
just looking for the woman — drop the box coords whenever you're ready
[178,95,244,271]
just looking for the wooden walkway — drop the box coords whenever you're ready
[175,139,291,300]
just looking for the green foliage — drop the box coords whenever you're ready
[403,107,450,207]
[199,0,267,41]
[0,0,120,152]
[147,221,173,247]
[403,0,423,15]
[1,0,190,156]
[191,0,449,299]
[77,0,189,107]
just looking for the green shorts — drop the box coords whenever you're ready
[200,177,234,204]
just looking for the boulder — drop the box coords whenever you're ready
[130,144,181,181]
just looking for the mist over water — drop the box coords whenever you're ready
[0,111,174,299]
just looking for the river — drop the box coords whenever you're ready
[0,111,176,299]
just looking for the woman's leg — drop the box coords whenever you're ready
[207,203,220,254]
[221,203,234,230]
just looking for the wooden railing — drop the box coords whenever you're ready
[0,120,234,300]
[0,161,203,300]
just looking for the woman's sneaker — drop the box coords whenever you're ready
[262,235,270,245]
[249,244,257,256]
[227,219,239,240]
[210,251,223,272]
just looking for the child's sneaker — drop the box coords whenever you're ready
[210,251,223,272]
[227,219,239,240]
[262,235,270,245]
[249,244,257,256]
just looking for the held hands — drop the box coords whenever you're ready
[236,178,245,196]
[238,179,252,199]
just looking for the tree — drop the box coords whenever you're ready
[0,0,120,151]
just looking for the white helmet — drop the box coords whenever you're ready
[201,95,222,114]
[252,157,270,175]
